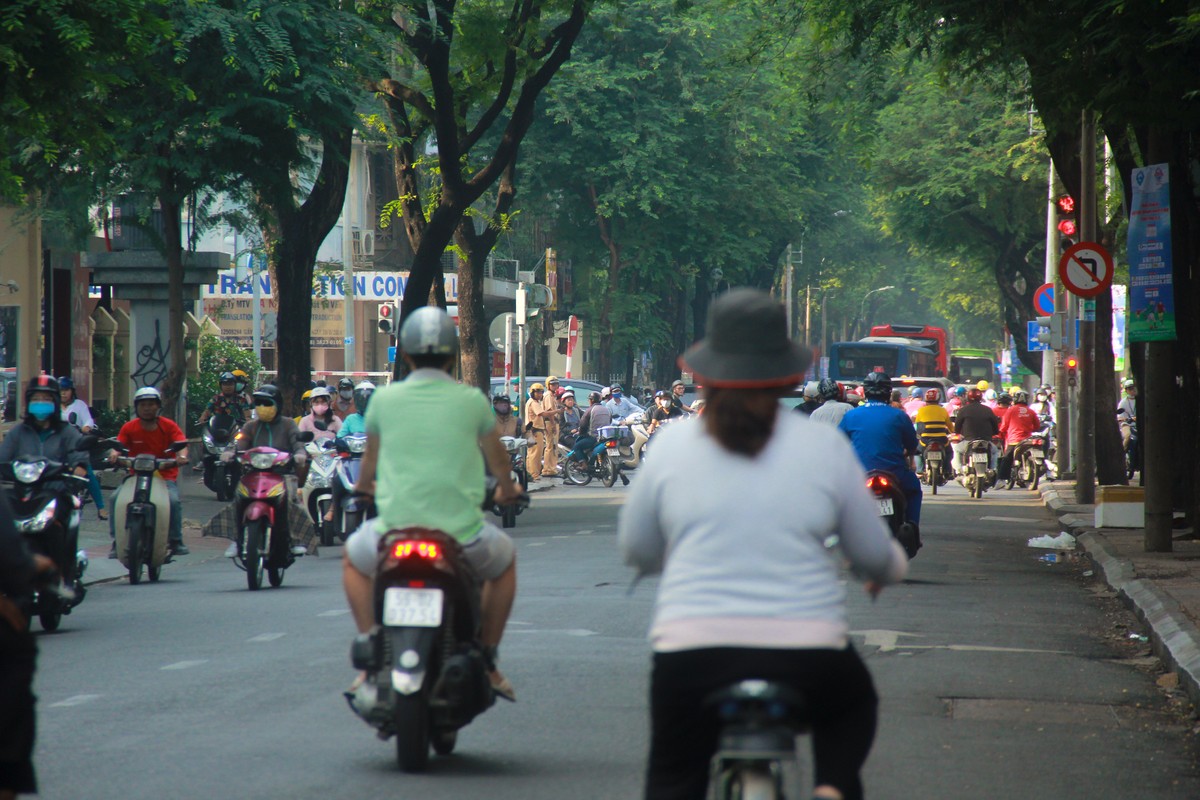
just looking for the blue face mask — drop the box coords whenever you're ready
[29,401,55,421]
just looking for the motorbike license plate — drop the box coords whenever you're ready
[382,587,444,628]
[876,497,894,516]
[927,451,941,461]
[971,453,989,464]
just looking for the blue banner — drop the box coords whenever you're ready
[1127,163,1176,342]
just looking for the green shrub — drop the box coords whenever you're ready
[186,334,262,435]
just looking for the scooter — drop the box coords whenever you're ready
[919,439,950,495]
[706,680,809,800]
[0,456,90,631]
[1123,415,1140,480]
[231,436,311,591]
[111,440,187,584]
[865,470,920,558]
[1006,433,1048,492]
[959,438,996,499]
[201,413,241,501]
[347,482,530,772]
[563,426,625,488]
[614,411,651,470]
[301,438,339,546]
[333,433,372,540]
[496,436,529,529]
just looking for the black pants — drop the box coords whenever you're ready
[646,646,878,800]
[0,623,37,795]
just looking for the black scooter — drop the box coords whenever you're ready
[1,455,91,631]
[865,470,920,559]
[201,413,241,501]
[348,482,530,772]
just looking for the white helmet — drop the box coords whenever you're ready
[399,306,458,356]
[133,386,162,405]
[983,389,996,401]
[803,381,820,400]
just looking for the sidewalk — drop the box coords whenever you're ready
[1041,480,1200,707]
[78,475,555,586]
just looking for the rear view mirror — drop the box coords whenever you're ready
[170,441,188,453]
[298,430,315,443]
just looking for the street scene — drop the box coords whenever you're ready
[5,2,1200,800]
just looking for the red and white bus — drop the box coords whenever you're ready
[868,324,948,377]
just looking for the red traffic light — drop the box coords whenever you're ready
[379,303,393,318]
[1066,357,1078,369]
[1057,219,1077,236]
[1056,195,1076,214]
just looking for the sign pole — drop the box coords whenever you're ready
[516,283,527,422]
[1042,159,1057,387]
[1075,111,1097,504]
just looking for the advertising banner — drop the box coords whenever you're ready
[1127,163,1176,342]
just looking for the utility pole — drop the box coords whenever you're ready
[1075,110,1097,505]
[784,244,794,339]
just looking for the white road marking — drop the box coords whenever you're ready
[980,516,1040,523]
[318,609,350,617]
[526,542,546,547]
[247,632,287,642]
[161,660,208,671]
[49,694,101,708]
[575,529,594,536]
[851,629,1067,655]
[507,628,599,637]
[508,620,533,626]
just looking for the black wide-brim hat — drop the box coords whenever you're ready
[680,288,812,388]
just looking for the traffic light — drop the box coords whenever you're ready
[1036,313,1065,350]
[1056,194,1077,248]
[1066,355,1078,387]
[377,302,396,334]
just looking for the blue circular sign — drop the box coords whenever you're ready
[1033,283,1055,315]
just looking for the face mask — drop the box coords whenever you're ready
[29,401,55,421]
[311,402,330,415]
[612,392,622,399]
[339,389,353,400]
[495,403,510,414]
[256,404,278,422]
[235,382,246,393]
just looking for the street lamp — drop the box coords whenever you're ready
[857,285,896,338]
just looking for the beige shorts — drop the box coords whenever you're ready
[345,518,515,581]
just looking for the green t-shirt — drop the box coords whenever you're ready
[365,369,495,542]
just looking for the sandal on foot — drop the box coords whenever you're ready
[98,509,109,521]
[489,671,516,703]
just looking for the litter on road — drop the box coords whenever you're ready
[1028,531,1077,550]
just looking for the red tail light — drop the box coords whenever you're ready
[392,541,440,560]
[867,475,891,492]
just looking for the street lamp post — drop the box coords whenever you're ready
[857,285,896,339]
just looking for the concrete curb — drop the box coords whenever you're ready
[1039,482,1200,707]
[1078,530,1200,707]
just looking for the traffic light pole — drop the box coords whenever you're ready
[1052,173,1073,480]
[1075,111,1097,505]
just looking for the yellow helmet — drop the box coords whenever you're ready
[232,369,249,379]
[976,380,989,391]
[301,389,313,401]
[529,382,546,392]
[546,375,560,385]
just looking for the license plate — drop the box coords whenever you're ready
[971,453,989,463]
[927,451,941,460]
[607,445,619,453]
[876,497,894,516]
[382,587,444,628]
[1030,453,1042,462]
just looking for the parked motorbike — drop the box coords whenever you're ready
[1123,415,1140,480]
[919,439,950,495]
[1006,433,1049,492]
[111,440,187,584]
[706,680,809,800]
[231,436,311,591]
[333,433,373,541]
[959,438,996,499]
[495,436,529,529]
[865,470,920,559]
[301,438,339,546]
[0,455,90,630]
[201,413,241,501]
[614,411,651,470]
[348,482,530,771]
[563,426,625,488]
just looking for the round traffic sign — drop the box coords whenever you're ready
[1033,283,1054,315]
[488,312,516,349]
[1059,241,1114,298]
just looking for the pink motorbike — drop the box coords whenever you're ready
[233,441,309,591]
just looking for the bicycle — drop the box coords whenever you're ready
[707,680,808,800]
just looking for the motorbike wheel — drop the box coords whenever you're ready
[148,561,161,583]
[601,453,619,488]
[1030,460,1041,491]
[245,520,266,591]
[431,729,457,756]
[501,505,516,529]
[728,768,777,800]
[564,457,592,486]
[973,478,984,499]
[318,499,334,547]
[929,470,938,495]
[38,597,63,633]
[267,567,284,588]
[394,693,431,772]
[127,520,144,585]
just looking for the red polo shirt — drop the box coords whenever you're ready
[117,417,187,482]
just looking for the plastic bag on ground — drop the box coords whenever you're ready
[1028,531,1077,550]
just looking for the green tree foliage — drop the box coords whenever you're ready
[185,333,262,434]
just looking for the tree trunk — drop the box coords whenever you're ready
[260,127,351,416]
[158,194,186,416]
[456,241,491,392]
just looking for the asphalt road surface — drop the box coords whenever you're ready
[32,477,1200,799]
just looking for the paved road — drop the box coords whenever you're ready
[31,476,1200,799]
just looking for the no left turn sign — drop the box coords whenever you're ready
[1059,241,1114,298]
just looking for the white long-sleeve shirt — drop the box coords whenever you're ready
[618,413,906,652]
[61,398,95,430]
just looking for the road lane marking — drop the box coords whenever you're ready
[318,609,350,617]
[852,630,1067,655]
[161,660,208,670]
[49,694,101,708]
[247,633,287,642]
[575,529,594,536]
[980,516,1041,523]
[507,628,599,637]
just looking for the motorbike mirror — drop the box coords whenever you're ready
[68,411,79,425]
[76,433,99,450]
[106,439,129,454]
[298,430,315,443]
[313,419,328,432]
[169,441,188,453]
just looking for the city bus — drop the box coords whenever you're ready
[827,339,938,382]
[949,348,1000,386]
[868,324,949,376]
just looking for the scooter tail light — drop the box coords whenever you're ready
[866,475,890,492]
[392,541,441,560]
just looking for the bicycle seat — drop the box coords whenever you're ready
[705,679,809,726]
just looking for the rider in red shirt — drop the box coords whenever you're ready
[997,391,1041,485]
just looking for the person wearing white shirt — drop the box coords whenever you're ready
[604,384,640,421]
[58,376,106,519]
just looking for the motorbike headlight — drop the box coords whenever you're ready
[346,437,367,454]
[13,461,46,484]
[17,499,57,533]
[133,454,157,472]
[249,452,277,471]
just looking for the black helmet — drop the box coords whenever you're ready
[252,384,282,407]
[654,390,669,399]
[861,371,892,401]
[817,378,840,401]
[588,391,602,404]
[219,371,236,384]
[57,376,75,392]
[353,380,376,414]
[25,374,62,408]
[492,394,511,406]
[1013,390,1029,404]
[337,377,354,391]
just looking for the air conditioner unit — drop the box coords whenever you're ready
[351,229,376,257]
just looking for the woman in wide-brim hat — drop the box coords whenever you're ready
[618,287,908,800]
